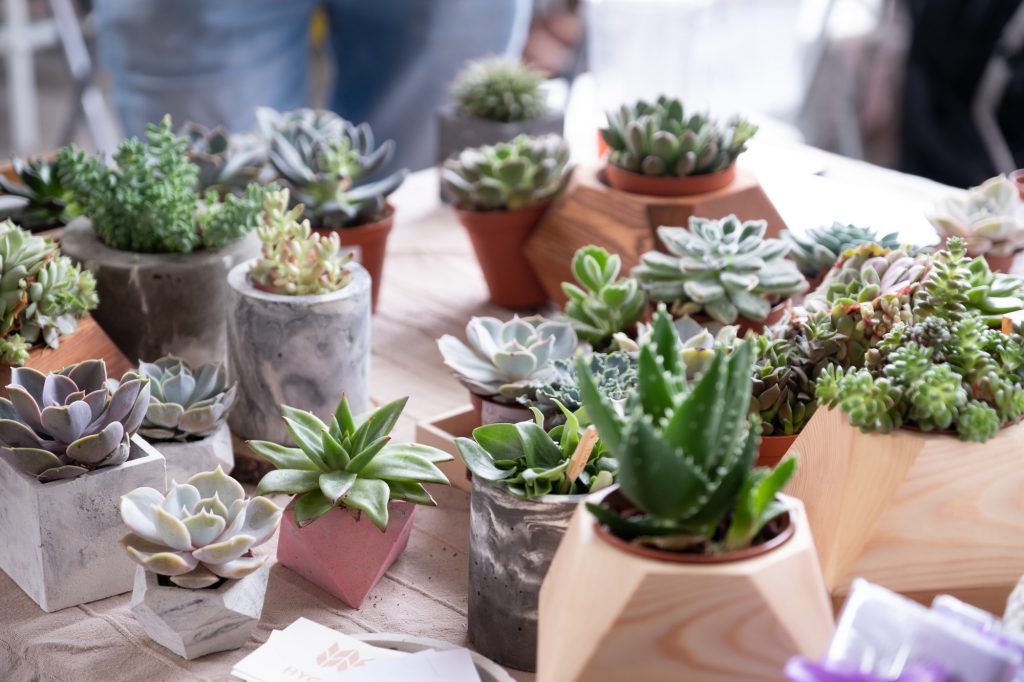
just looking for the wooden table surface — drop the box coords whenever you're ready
[0,144,955,682]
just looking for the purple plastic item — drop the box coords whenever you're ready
[785,658,948,682]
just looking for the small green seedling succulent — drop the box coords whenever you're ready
[783,222,901,279]
[0,155,80,231]
[250,395,453,530]
[138,356,237,441]
[120,466,282,589]
[928,175,1024,258]
[561,245,646,350]
[179,121,266,194]
[456,402,617,498]
[451,57,548,123]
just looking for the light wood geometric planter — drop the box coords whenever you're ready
[414,405,477,493]
[786,407,1024,612]
[536,493,833,682]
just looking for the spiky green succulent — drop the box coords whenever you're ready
[561,245,646,350]
[179,121,266,194]
[633,215,807,324]
[451,57,548,123]
[441,134,571,211]
[0,155,80,231]
[527,351,638,413]
[783,223,901,278]
[0,360,150,481]
[137,356,237,442]
[601,96,758,178]
[437,316,578,404]
[612,314,740,379]
[120,466,282,588]
[928,174,1024,257]
[250,395,452,530]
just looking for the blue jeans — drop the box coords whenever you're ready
[93,0,531,171]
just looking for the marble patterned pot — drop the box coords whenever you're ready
[226,259,371,444]
[130,563,270,660]
[469,480,583,671]
[151,423,234,486]
[0,435,166,612]
[60,218,259,368]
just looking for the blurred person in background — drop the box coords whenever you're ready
[91,0,532,172]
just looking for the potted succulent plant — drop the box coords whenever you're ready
[249,394,452,608]
[437,57,564,177]
[526,351,637,416]
[0,155,80,233]
[928,174,1024,272]
[437,315,577,425]
[227,188,371,445]
[633,215,807,332]
[137,355,237,484]
[560,245,647,351]
[0,359,164,611]
[256,107,407,311]
[600,96,758,197]
[57,117,269,367]
[120,467,282,659]
[442,134,572,308]
[456,403,616,671]
[783,222,901,289]
[537,310,833,681]
[179,120,267,195]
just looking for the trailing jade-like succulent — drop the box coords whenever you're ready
[457,402,616,498]
[120,466,282,589]
[527,351,638,413]
[783,223,901,279]
[451,57,548,123]
[441,134,571,211]
[578,308,797,553]
[251,395,452,530]
[633,215,807,324]
[138,356,237,441]
[928,175,1024,258]
[248,189,353,296]
[601,96,758,177]
[0,220,97,365]
[256,107,407,229]
[0,155,80,232]
[438,316,578,404]
[561,245,646,350]
[179,121,266,194]
[0,360,150,481]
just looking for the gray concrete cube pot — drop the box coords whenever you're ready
[60,218,260,368]
[0,435,166,612]
[226,259,371,444]
[152,423,234,487]
[130,562,270,660]
[468,479,583,672]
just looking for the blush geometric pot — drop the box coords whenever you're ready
[152,422,234,487]
[277,501,416,609]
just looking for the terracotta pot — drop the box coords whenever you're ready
[276,501,415,609]
[455,203,549,309]
[983,250,1019,274]
[314,205,394,313]
[469,392,535,426]
[1011,169,1024,200]
[603,163,736,197]
[757,433,798,468]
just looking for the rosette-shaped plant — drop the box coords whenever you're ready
[633,215,807,324]
[561,245,646,350]
[138,356,237,441]
[601,96,758,177]
[440,134,571,211]
[451,57,548,123]
[612,314,740,379]
[0,155,80,231]
[0,360,151,481]
[250,395,452,529]
[928,175,1024,257]
[438,316,578,404]
[179,121,266,194]
[783,222,901,279]
[528,351,638,412]
[120,466,282,589]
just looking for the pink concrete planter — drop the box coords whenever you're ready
[277,501,416,608]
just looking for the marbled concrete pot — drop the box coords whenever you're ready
[226,259,371,444]
[60,218,259,368]
[0,435,166,612]
[277,501,415,609]
[130,562,270,660]
[469,480,582,671]
[152,423,234,487]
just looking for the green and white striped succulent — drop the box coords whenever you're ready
[138,356,237,442]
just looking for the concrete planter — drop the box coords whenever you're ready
[130,563,270,660]
[469,480,583,671]
[60,218,259,367]
[226,259,371,444]
[152,423,234,486]
[0,435,166,612]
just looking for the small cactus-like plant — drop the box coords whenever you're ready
[601,96,757,177]
[561,245,646,350]
[137,356,237,441]
[451,57,548,123]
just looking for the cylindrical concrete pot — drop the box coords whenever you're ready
[469,479,583,671]
[130,562,270,660]
[150,423,234,487]
[314,205,394,313]
[226,259,371,444]
[60,218,259,368]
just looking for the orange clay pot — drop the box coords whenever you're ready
[603,163,737,197]
[314,204,394,313]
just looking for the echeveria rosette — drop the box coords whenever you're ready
[138,356,237,442]
[0,360,151,481]
[250,395,453,530]
[928,175,1024,258]
[120,466,282,589]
